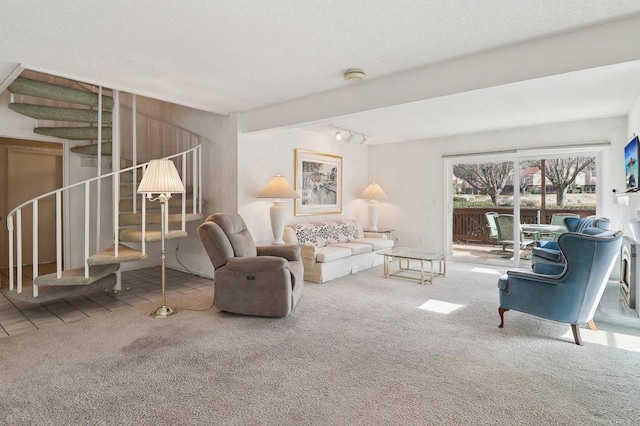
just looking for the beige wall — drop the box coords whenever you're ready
[368,116,627,253]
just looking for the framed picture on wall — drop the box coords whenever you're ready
[294,149,342,216]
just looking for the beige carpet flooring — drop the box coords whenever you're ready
[1,262,639,425]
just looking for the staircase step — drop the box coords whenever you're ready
[6,274,117,303]
[8,76,114,109]
[120,212,203,226]
[34,126,112,141]
[87,244,148,266]
[71,142,113,156]
[119,229,188,243]
[8,103,113,124]
[33,263,120,287]
[120,196,194,212]
[119,169,143,183]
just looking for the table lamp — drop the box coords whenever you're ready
[360,182,387,231]
[257,174,300,245]
[137,159,185,318]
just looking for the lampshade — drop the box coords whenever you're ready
[360,182,387,201]
[257,174,299,199]
[137,159,185,194]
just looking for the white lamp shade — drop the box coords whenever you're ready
[360,182,387,201]
[257,174,299,199]
[137,159,185,194]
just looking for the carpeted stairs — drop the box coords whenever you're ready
[5,75,202,302]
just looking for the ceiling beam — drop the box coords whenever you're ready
[240,14,640,133]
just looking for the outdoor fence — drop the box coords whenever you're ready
[453,208,595,243]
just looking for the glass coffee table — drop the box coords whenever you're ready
[379,248,446,285]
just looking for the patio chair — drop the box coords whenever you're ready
[485,211,499,242]
[549,212,580,240]
[494,214,537,252]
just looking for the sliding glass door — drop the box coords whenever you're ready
[450,159,515,266]
[447,150,600,267]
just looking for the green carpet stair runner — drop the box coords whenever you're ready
[8,103,113,123]
[4,74,201,302]
[70,142,113,156]
[34,264,120,286]
[7,274,117,304]
[8,76,114,109]
[34,126,112,140]
[8,75,113,145]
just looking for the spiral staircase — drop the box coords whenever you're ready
[3,73,203,303]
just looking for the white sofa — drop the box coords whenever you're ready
[283,219,394,283]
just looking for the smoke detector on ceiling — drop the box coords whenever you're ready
[344,68,366,83]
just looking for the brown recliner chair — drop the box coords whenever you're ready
[198,212,303,317]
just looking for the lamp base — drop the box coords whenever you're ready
[151,305,176,318]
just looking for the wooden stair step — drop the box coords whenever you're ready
[119,229,188,243]
[87,244,148,266]
[33,263,120,287]
[7,274,117,303]
[35,126,112,141]
[8,76,114,109]
[8,103,112,124]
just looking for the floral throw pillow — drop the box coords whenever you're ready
[289,220,360,247]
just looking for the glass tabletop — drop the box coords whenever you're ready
[379,247,444,261]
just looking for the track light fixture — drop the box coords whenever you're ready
[331,126,369,147]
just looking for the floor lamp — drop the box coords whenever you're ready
[360,182,387,231]
[257,174,299,245]
[137,159,185,318]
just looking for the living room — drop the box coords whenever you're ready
[2,3,640,424]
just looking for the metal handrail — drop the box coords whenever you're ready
[6,145,202,297]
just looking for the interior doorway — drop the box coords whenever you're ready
[0,138,63,270]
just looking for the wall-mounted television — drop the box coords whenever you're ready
[625,135,640,192]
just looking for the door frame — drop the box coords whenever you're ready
[444,144,607,269]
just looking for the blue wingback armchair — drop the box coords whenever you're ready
[498,229,623,345]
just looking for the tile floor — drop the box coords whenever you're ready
[0,266,214,338]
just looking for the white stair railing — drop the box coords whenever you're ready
[5,145,202,298]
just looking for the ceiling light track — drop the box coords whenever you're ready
[332,125,369,146]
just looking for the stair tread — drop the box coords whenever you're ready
[35,126,112,141]
[120,212,203,226]
[8,76,114,109]
[71,142,113,155]
[33,264,120,286]
[7,274,117,303]
[87,244,148,265]
[120,196,194,211]
[119,229,188,243]
[9,103,112,124]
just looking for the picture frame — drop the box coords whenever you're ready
[294,149,342,216]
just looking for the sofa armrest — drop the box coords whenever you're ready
[299,244,317,261]
[226,256,289,273]
[257,244,301,261]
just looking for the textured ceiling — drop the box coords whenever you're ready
[2,1,640,143]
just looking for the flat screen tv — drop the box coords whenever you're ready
[625,135,640,192]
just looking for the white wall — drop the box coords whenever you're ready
[368,117,627,253]
[237,128,370,244]
[620,95,640,237]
